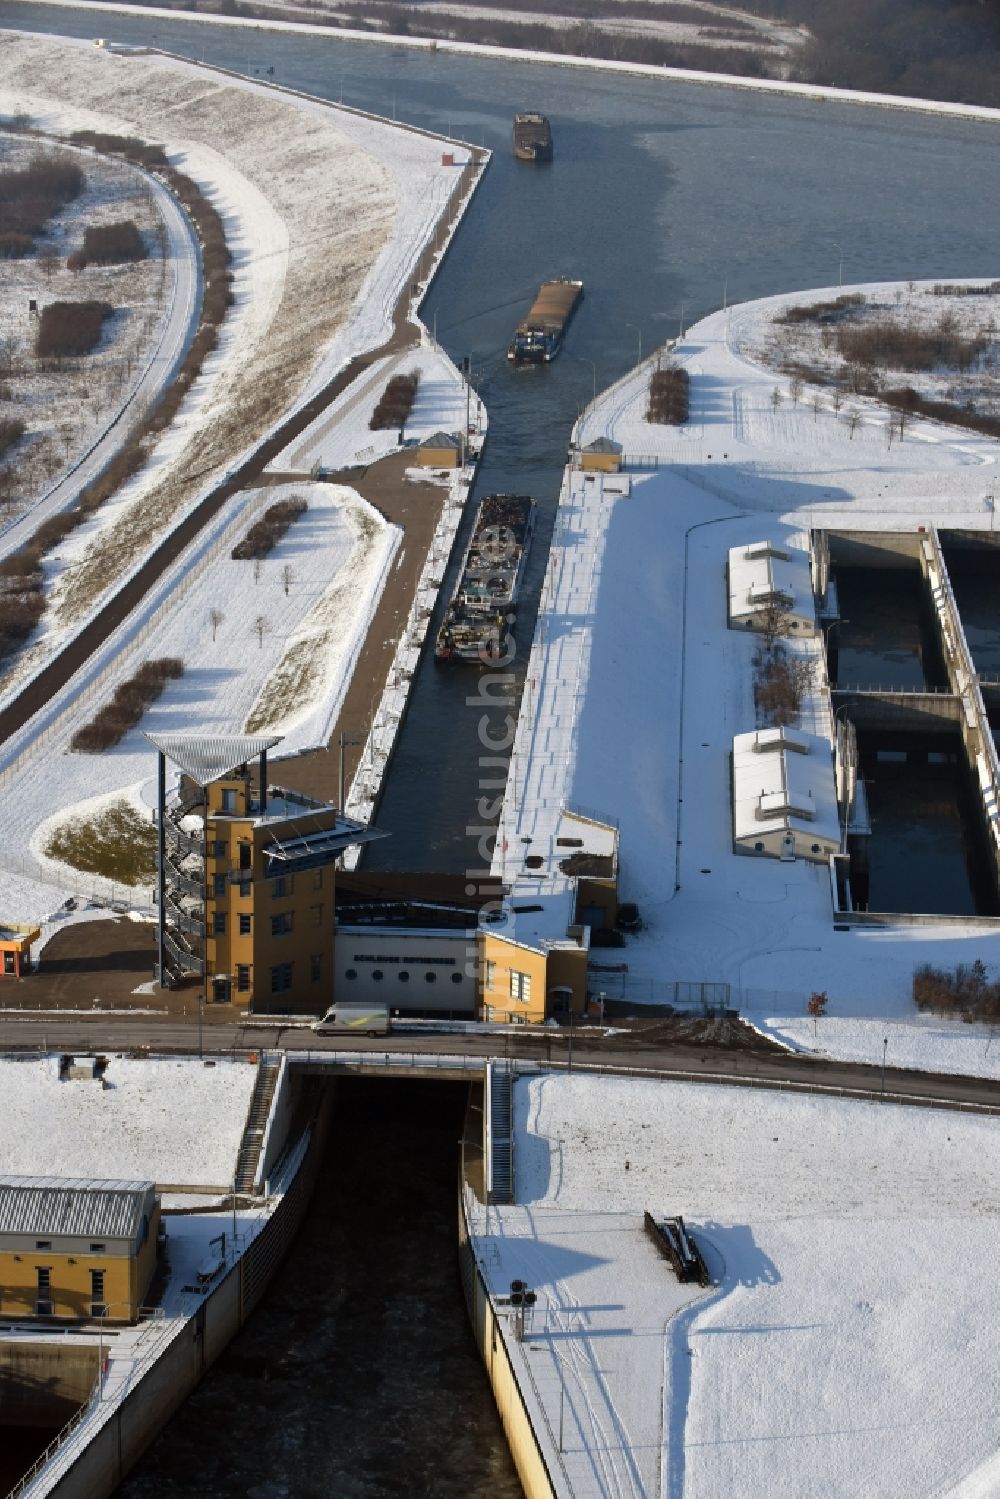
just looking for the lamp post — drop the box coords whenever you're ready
[823,618,850,686]
[832,241,844,288]
[880,1035,888,1097]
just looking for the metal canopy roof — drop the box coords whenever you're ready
[0,1176,155,1240]
[145,732,283,785]
[264,820,388,864]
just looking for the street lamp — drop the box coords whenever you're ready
[880,1035,888,1097]
[831,241,844,288]
[823,618,850,685]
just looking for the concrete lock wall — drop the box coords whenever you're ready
[457,1180,557,1498]
[0,1343,100,1429]
[39,1096,334,1499]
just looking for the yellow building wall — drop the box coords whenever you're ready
[479,935,549,1024]
[579,451,621,473]
[0,1204,160,1324]
[417,446,459,468]
[201,797,336,1013]
[545,946,589,1015]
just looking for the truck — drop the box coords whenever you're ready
[313,1003,390,1037]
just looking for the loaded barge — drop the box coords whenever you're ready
[508,278,583,364]
[435,494,535,662]
[513,112,553,161]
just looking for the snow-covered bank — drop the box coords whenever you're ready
[467,1071,1000,1499]
[15,0,1000,126]
[0,1053,257,1186]
[495,278,1000,1079]
[753,1012,1000,1082]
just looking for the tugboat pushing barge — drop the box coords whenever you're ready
[435,494,535,663]
[508,278,583,364]
[513,112,553,161]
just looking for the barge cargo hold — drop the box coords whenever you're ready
[435,494,535,663]
[508,278,583,364]
[513,112,553,162]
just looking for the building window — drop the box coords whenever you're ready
[372,969,384,982]
[310,954,322,982]
[212,839,228,858]
[35,1240,51,1251]
[271,912,293,937]
[345,968,357,980]
[214,913,227,936]
[272,875,291,898]
[270,963,293,994]
[236,965,251,993]
[90,1269,107,1318]
[213,873,227,897]
[398,971,410,983]
[310,904,323,928]
[451,972,463,985]
[239,914,252,936]
[239,876,252,899]
[313,870,323,890]
[221,789,237,813]
[239,842,252,871]
[485,960,495,991]
[90,1243,106,1254]
[510,970,532,1003]
[425,971,437,984]
[36,1266,52,1314]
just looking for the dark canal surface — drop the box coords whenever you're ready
[832,565,949,691]
[8,6,1000,867]
[0,1429,62,1494]
[858,731,998,916]
[942,544,1000,679]
[117,1079,521,1499]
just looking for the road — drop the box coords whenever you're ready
[0,158,201,564]
[2,1014,998,1113]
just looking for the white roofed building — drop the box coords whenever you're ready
[728,539,816,635]
[732,727,840,863]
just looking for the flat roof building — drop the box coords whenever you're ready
[732,728,840,863]
[728,540,815,635]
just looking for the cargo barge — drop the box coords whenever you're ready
[508,278,583,364]
[513,112,553,162]
[435,494,535,662]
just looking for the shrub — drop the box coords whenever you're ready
[0,155,84,244]
[0,231,34,258]
[36,300,113,359]
[0,419,25,459]
[647,366,689,425]
[232,497,308,561]
[70,219,147,268]
[70,657,185,753]
[370,372,419,430]
[913,960,1000,1022]
[777,294,865,326]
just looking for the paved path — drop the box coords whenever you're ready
[0,163,201,563]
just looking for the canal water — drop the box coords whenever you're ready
[832,565,948,691]
[8,7,1000,867]
[941,543,1000,678]
[857,731,998,916]
[118,1079,522,1499]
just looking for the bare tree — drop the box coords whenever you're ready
[253,615,270,650]
[755,598,792,648]
[806,990,829,1036]
[208,607,225,642]
[770,387,782,411]
[845,408,862,440]
[253,557,263,586]
[811,393,822,422]
[789,375,803,407]
[281,563,294,597]
[38,252,60,277]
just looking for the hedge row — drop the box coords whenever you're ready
[370,372,419,430]
[0,419,25,460]
[0,134,234,670]
[36,300,113,359]
[647,367,689,425]
[0,155,84,243]
[70,657,184,753]
[913,960,1000,1022]
[232,496,308,560]
[0,579,45,661]
[68,219,147,270]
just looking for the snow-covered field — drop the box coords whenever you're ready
[0,480,396,908]
[0,1053,257,1186]
[495,279,1000,1078]
[468,1072,1000,1498]
[0,33,463,697]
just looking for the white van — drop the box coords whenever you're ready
[313,1003,389,1037]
